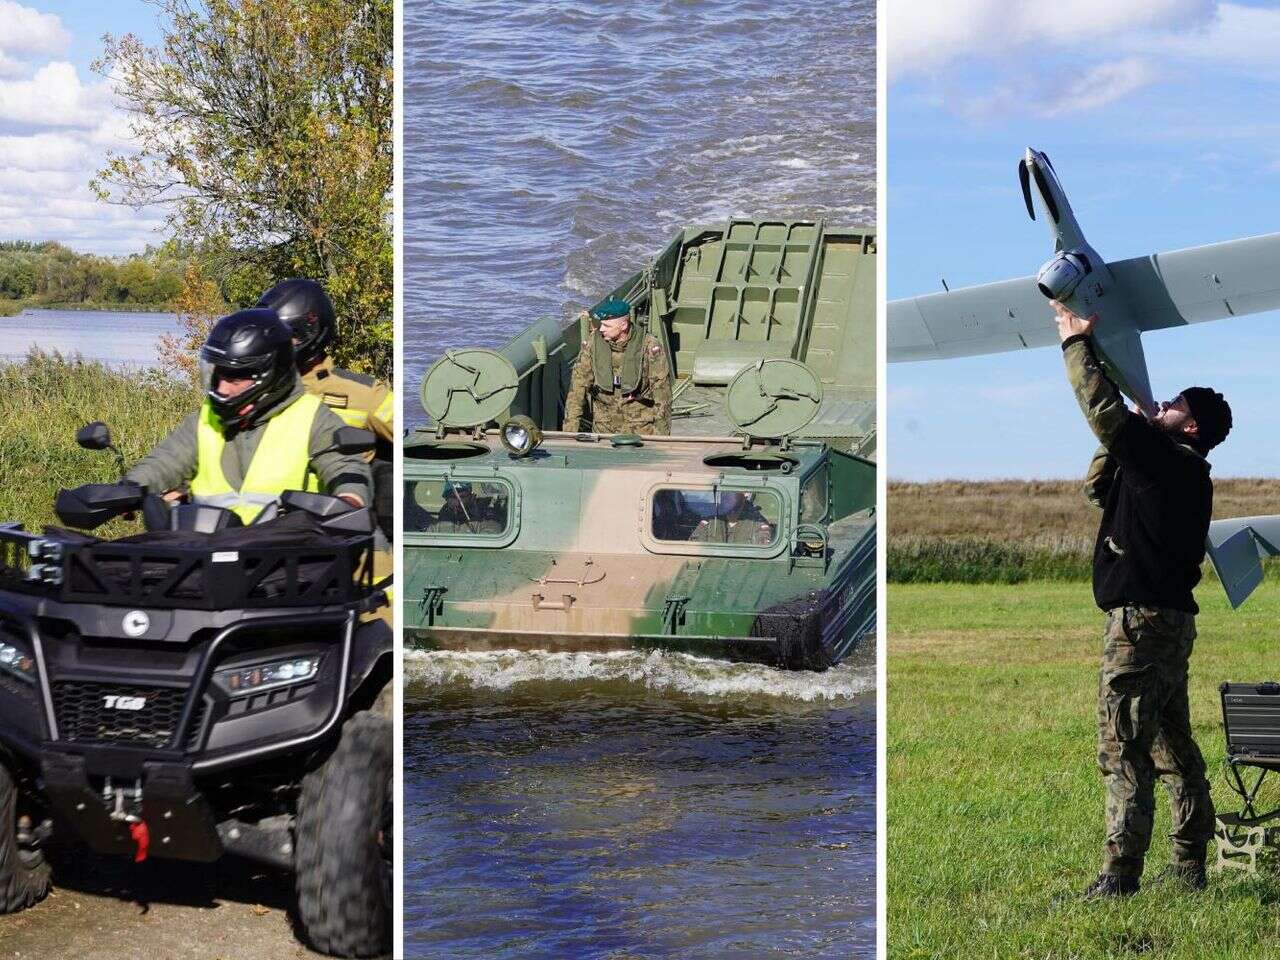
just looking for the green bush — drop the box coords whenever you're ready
[887,535,1093,583]
[888,534,1280,585]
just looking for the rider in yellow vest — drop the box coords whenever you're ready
[256,279,394,537]
[126,308,371,522]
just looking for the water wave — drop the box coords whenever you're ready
[403,0,876,415]
[404,648,872,702]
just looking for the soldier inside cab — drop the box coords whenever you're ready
[690,491,774,545]
[257,279,395,537]
[563,298,671,436]
[408,480,506,536]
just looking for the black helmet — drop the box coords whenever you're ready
[200,308,297,430]
[256,278,336,370]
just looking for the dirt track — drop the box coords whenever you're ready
[0,843,340,960]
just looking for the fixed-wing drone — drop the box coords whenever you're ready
[889,147,1280,606]
[889,147,1280,417]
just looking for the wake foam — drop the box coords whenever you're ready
[403,648,872,702]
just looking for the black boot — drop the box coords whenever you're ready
[1150,861,1207,890]
[1082,873,1140,899]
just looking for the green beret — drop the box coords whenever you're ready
[589,298,631,321]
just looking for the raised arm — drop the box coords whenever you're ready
[562,337,594,432]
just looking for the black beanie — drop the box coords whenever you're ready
[1181,386,1232,451]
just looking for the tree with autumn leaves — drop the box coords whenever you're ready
[94,0,393,379]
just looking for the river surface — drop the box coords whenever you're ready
[0,309,179,366]
[403,648,876,959]
[403,0,876,422]
[402,3,877,954]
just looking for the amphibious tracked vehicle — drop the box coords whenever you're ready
[404,219,876,670]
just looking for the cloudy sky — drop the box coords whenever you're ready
[0,1,164,255]
[889,0,1280,479]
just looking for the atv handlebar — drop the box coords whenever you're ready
[54,482,376,536]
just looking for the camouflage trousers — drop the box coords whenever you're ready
[1097,605,1215,878]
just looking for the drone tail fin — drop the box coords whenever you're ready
[1207,516,1280,609]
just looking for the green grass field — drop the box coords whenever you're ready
[889,581,1280,960]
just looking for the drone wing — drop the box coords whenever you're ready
[1110,232,1280,332]
[888,276,1056,362]
[1206,515,1280,610]
[890,232,1280,364]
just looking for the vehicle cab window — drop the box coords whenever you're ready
[650,488,782,546]
[800,464,830,524]
[404,478,511,537]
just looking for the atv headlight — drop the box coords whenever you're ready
[500,415,542,457]
[0,642,36,683]
[214,655,321,695]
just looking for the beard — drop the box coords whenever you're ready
[1155,416,1200,449]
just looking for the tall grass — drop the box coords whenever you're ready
[0,351,197,532]
[888,534,1094,583]
[889,479,1280,583]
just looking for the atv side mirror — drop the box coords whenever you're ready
[76,420,127,478]
[332,426,376,456]
[76,421,112,451]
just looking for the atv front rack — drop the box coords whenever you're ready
[0,523,375,610]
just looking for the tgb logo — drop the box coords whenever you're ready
[103,695,146,711]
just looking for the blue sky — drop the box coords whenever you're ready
[0,1,164,254]
[50,2,160,74]
[889,0,1280,479]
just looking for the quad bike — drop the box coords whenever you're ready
[0,422,392,957]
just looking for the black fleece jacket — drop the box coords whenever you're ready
[1062,335,1212,614]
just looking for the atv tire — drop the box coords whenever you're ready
[0,762,50,913]
[295,710,392,957]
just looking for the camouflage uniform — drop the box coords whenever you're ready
[690,506,774,545]
[1097,606,1214,877]
[300,356,394,451]
[300,355,395,537]
[563,330,671,435]
[1064,335,1215,878]
[433,513,503,536]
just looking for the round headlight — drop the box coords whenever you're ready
[500,415,542,457]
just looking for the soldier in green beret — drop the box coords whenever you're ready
[563,299,671,435]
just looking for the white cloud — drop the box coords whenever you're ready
[890,0,1213,77]
[963,57,1159,119]
[0,1,69,61]
[0,131,84,171]
[1125,2,1280,78]
[0,61,113,129]
[0,5,171,255]
[0,51,26,79]
[0,50,163,254]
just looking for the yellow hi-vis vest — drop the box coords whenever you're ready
[190,393,322,524]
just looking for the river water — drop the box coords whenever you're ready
[0,309,178,366]
[402,1,876,956]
